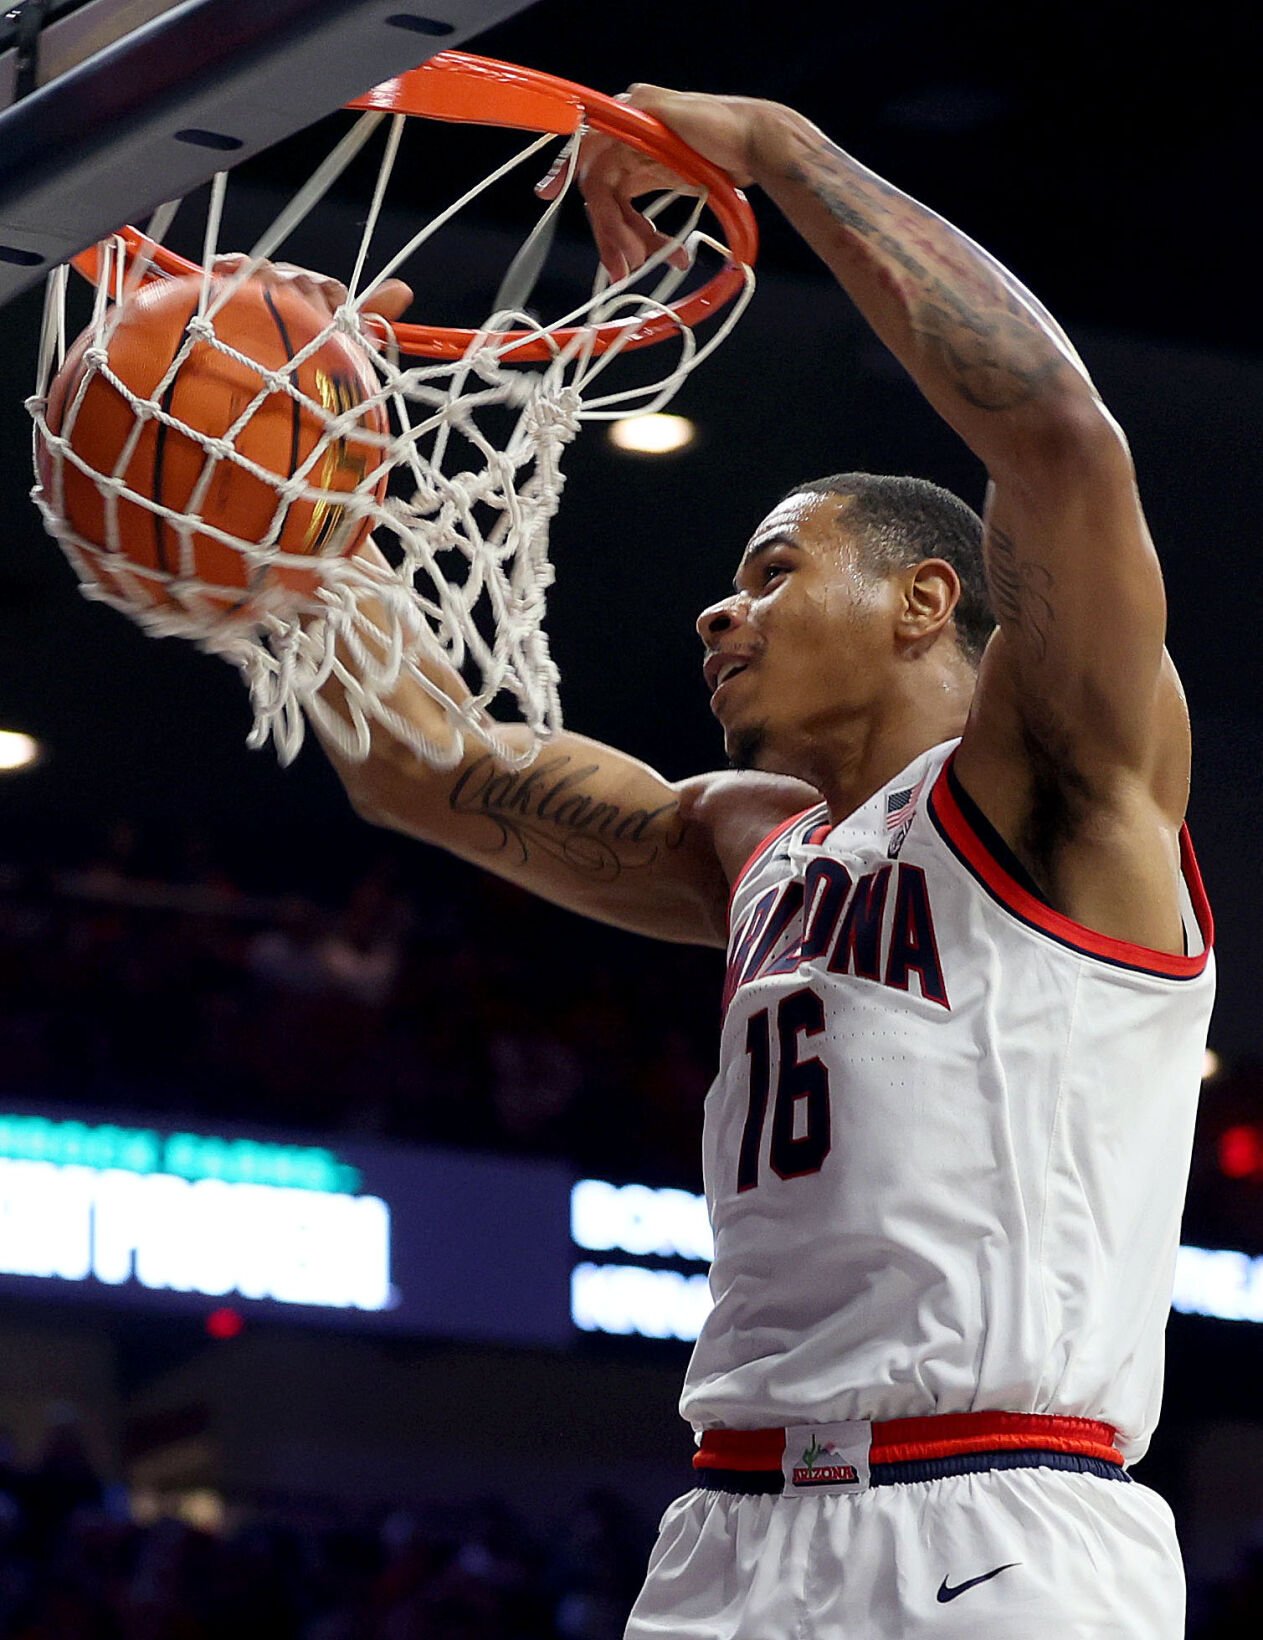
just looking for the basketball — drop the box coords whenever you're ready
[37,272,390,618]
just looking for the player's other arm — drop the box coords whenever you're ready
[229,260,812,945]
[319,617,813,947]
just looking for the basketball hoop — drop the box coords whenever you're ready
[29,51,759,767]
[72,53,758,363]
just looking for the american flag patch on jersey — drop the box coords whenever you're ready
[885,773,927,857]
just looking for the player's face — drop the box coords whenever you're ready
[697,493,896,773]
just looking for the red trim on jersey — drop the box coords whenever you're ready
[693,1412,1124,1472]
[929,755,1213,979]
[726,807,820,920]
[867,1411,1123,1467]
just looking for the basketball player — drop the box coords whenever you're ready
[296,85,1214,1639]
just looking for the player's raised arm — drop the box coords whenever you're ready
[556,88,1190,946]
[734,105,1181,809]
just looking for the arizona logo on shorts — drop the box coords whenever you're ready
[792,1435,858,1487]
[781,1422,872,1495]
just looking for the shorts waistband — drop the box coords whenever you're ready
[694,1412,1129,1495]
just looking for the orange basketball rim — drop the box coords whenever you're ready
[70,51,760,363]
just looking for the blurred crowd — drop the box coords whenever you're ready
[0,819,719,1186]
[0,1412,650,1640]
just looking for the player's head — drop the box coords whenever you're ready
[697,473,993,773]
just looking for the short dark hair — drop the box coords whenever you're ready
[783,473,994,665]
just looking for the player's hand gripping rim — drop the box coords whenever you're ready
[534,84,762,282]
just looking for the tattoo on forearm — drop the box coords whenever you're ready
[448,754,684,880]
[783,139,1065,414]
[986,524,1055,661]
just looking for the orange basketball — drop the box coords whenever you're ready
[37,273,390,618]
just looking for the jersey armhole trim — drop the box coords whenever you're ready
[726,806,820,921]
[928,751,1214,979]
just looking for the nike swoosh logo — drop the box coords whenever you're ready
[936,1563,1020,1603]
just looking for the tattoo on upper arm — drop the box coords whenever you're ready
[448,753,685,881]
[986,523,1055,662]
[784,140,1064,414]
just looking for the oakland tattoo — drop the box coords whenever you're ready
[783,139,1065,414]
[986,523,1055,661]
[448,754,684,880]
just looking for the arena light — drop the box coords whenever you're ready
[607,413,696,454]
[1202,1047,1222,1081]
[0,729,41,772]
[1218,1124,1263,1181]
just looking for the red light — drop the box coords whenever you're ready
[205,1307,245,1340]
[1218,1125,1263,1180]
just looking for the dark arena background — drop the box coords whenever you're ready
[0,1,1260,1635]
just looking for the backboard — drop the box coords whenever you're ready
[0,0,540,309]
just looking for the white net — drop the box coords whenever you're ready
[26,99,755,768]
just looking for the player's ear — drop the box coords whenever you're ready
[898,558,959,644]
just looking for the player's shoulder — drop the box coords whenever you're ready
[674,769,822,891]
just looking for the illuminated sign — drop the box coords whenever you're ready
[571,1178,713,1262]
[1172,1244,1263,1324]
[571,1262,711,1341]
[0,1159,390,1310]
[0,1112,358,1191]
[570,1181,1263,1341]
[570,1179,713,1342]
[0,1105,574,1346]
[5,1117,1253,1347]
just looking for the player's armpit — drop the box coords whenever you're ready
[965,406,1187,814]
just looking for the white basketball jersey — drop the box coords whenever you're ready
[680,739,1215,1463]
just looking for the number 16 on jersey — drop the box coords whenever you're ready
[737,986,832,1191]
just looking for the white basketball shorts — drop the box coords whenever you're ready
[624,1468,1184,1639]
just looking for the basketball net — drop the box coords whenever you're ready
[26,61,756,768]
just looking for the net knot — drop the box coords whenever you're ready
[204,436,236,462]
[82,345,110,372]
[327,410,367,442]
[523,386,581,443]
[185,315,216,343]
[439,475,478,513]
